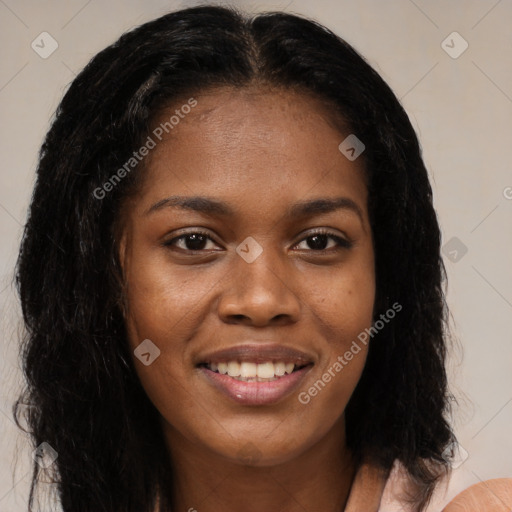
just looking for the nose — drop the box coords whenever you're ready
[217,248,302,327]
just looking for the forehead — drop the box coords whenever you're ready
[134,86,368,217]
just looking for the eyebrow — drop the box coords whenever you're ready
[288,197,364,223]
[144,195,364,224]
[145,196,234,216]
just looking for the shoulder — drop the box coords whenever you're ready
[379,461,512,512]
[441,478,512,511]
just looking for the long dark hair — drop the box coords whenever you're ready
[14,5,454,511]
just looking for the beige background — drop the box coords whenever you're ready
[1,1,511,510]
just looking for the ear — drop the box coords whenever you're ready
[114,224,132,319]
[116,215,135,277]
[118,230,127,273]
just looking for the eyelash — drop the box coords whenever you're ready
[163,229,353,253]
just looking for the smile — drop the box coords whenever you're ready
[196,344,314,405]
[200,360,309,382]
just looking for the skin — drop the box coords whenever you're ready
[442,479,512,511]
[119,86,376,512]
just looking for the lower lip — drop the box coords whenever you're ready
[199,365,312,405]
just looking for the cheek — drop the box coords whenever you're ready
[121,251,230,417]
[300,256,375,406]
[123,249,222,347]
[308,255,375,349]
[297,287,372,429]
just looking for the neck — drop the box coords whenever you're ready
[163,415,356,512]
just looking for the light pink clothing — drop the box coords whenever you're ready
[347,460,512,512]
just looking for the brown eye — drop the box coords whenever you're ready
[305,234,331,250]
[164,231,218,252]
[295,230,353,251]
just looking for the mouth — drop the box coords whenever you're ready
[196,344,314,405]
[197,360,310,382]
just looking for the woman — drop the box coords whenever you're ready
[13,5,510,511]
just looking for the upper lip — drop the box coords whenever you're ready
[196,343,315,366]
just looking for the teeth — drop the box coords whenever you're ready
[227,361,240,377]
[274,362,286,376]
[256,362,274,379]
[207,360,300,378]
[240,362,257,378]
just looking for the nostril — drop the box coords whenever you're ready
[223,314,250,325]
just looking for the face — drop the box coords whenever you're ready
[119,87,375,467]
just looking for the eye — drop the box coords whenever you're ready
[163,231,220,252]
[294,229,353,251]
[163,229,352,253]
